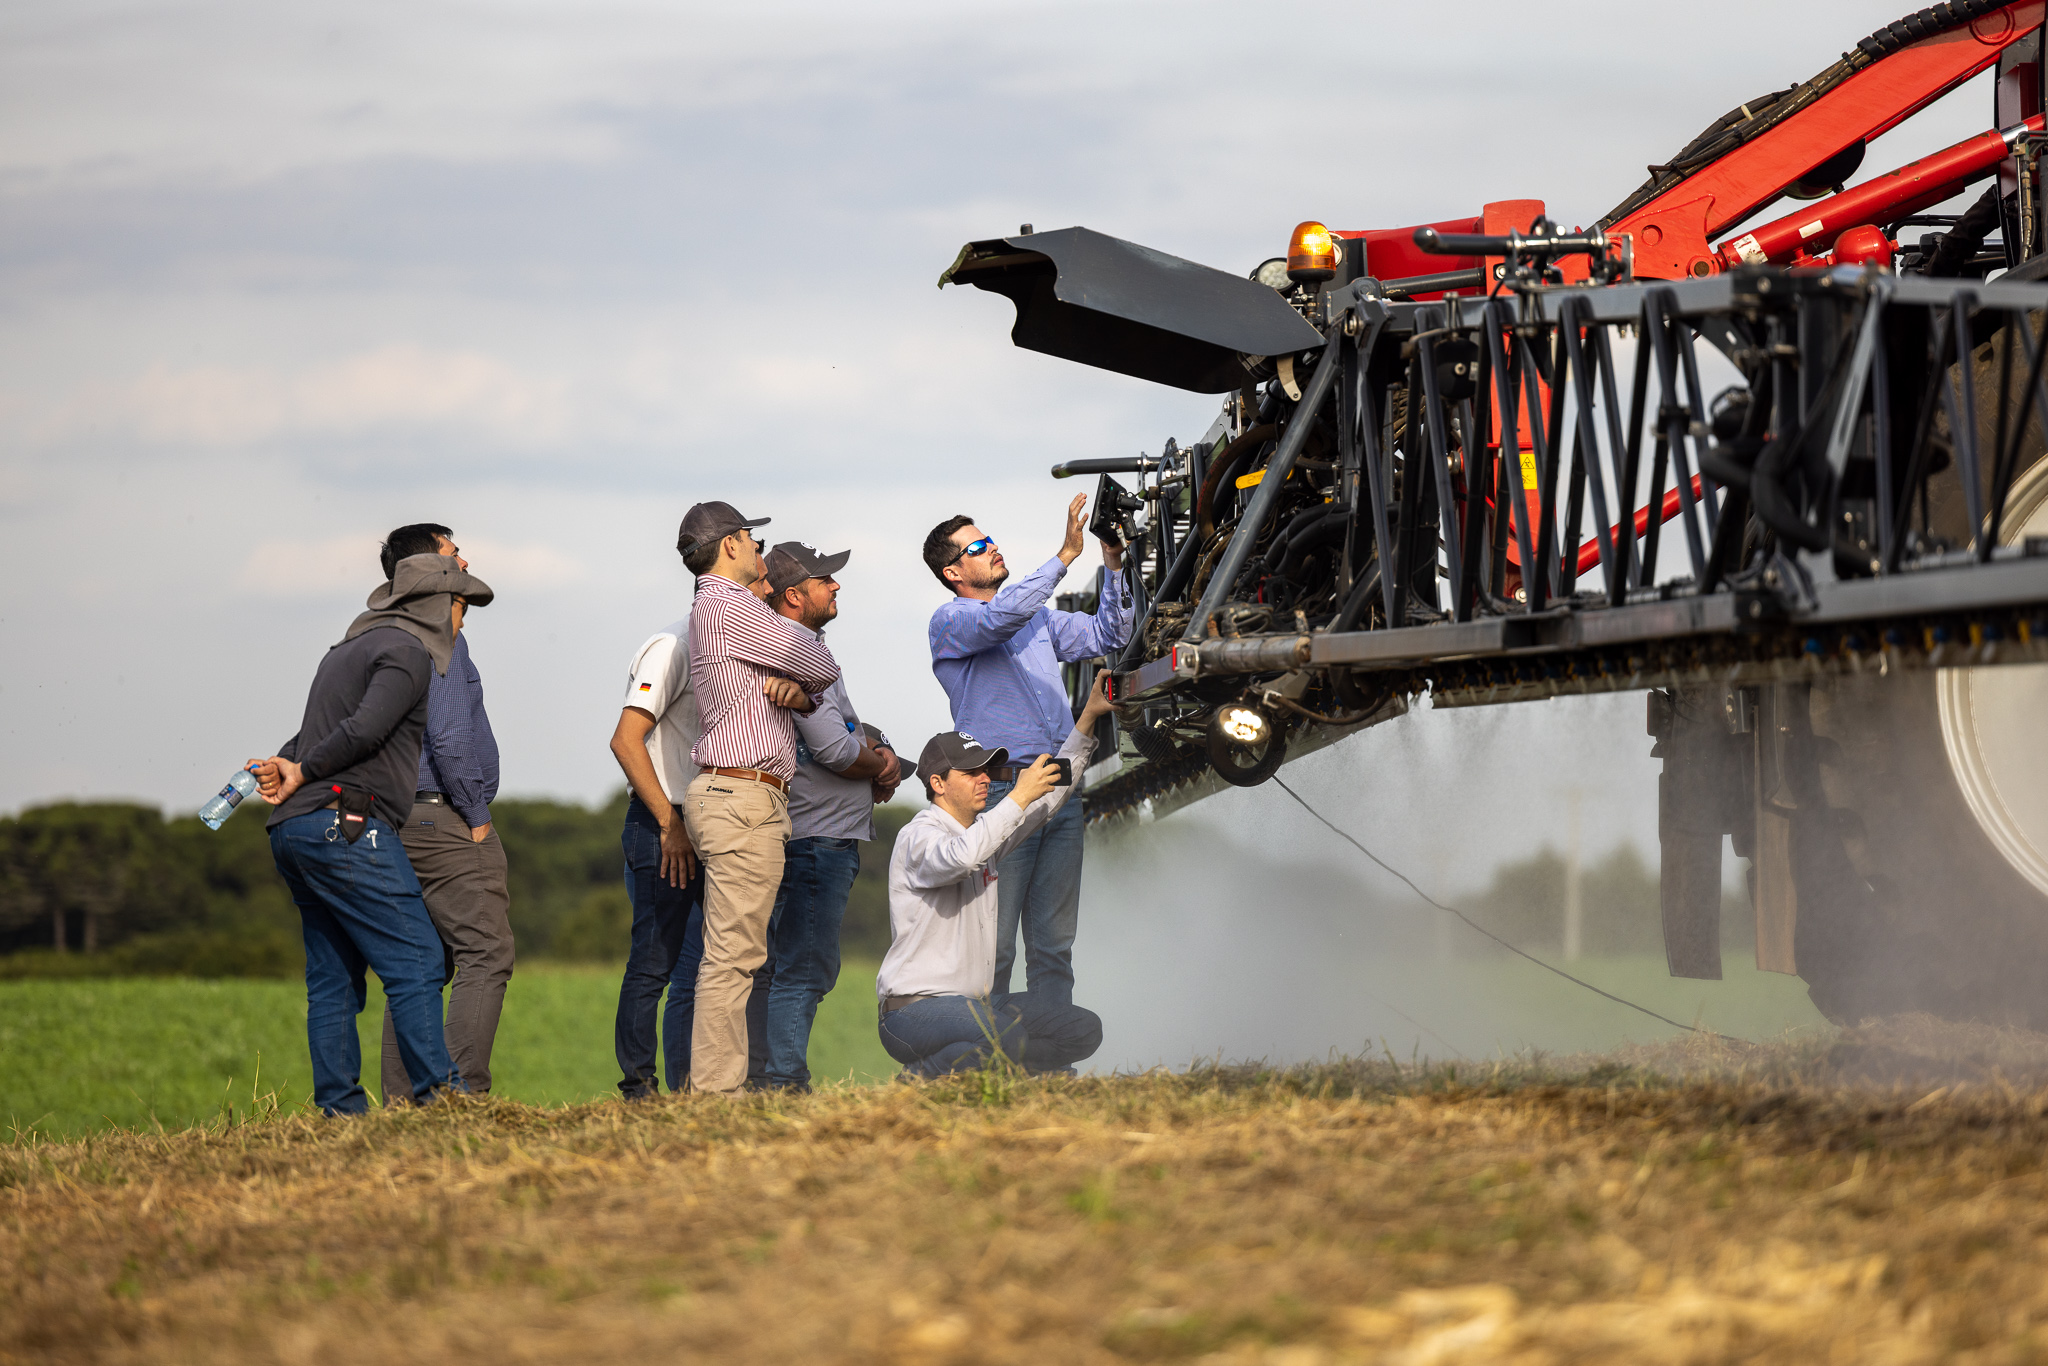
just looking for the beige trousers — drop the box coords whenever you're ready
[683,772,791,1095]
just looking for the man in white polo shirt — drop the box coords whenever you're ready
[607,606,704,1099]
[876,674,1111,1079]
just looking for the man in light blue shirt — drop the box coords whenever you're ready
[923,494,1130,1007]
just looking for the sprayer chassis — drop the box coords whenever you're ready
[945,1,2048,1021]
[1059,265,2048,822]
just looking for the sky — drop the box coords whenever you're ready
[0,0,1997,884]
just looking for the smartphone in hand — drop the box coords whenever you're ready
[1050,757,1073,787]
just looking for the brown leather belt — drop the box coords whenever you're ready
[705,766,789,795]
[882,994,932,1014]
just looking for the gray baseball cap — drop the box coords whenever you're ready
[765,541,852,593]
[677,501,770,555]
[915,730,1009,787]
[385,552,494,607]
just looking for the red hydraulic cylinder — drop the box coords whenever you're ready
[1505,474,1703,574]
[1568,475,1703,577]
[1717,114,2045,269]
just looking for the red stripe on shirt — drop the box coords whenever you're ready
[687,575,841,780]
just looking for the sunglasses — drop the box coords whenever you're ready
[948,536,997,565]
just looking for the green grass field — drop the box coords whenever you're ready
[0,953,1825,1139]
[0,962,897,1138]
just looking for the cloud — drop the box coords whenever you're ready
[454,536,591,590]
[28,343,568,447]
[235,533,394,598]
[235,529,590,599]
[0,0,1998,836]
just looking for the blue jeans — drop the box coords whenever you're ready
[616,794,770,1095]
[763,836,863,1090]
[876,992,1102,1079]
[983,778,1085,1006]
[269,811,459,1115]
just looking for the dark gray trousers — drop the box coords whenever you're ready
[380,799,516,1101]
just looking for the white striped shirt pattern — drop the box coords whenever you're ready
[687,574,841,780]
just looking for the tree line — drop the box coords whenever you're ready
[0,797,913,978]
[1,794,1737,978]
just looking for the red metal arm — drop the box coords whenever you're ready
[1603,1,2044,279]
[1719,112,2045,267]
[1500,474,1705,574]
[1572,476,1704,578]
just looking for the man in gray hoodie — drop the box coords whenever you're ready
[251,552,495,1116]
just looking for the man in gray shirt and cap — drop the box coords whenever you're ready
[759,541,903,1090]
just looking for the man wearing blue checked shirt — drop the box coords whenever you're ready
[371,523,513,1104]
[924,494,1130,1008]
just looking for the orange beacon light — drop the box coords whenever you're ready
[1287,221,1339,284]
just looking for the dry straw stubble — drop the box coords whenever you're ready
[8,1030,2048,1364]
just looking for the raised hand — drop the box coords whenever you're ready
[1079,670,1113,726]
[1058,493,1088,565]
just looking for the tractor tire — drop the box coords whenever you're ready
[1789,339,2048,1026]
[1794,665,2048,1026]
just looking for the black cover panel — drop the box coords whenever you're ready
[944,227,1323,393]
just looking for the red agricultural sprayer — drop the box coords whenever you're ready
[940,2,2048,1026]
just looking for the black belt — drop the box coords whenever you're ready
[416,791,445,804]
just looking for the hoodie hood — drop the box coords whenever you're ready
[341,552,495,675]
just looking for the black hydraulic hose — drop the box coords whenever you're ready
[1329,563,1382,633]
[1113,530,1205,670]
[1751,447,1828,550]
[1697,371,1776,490]
[1153,515,1203,603]
[1050,456,1156,479]
[1924,183,2003,277]
[1195,423,1276,541]
[1699,440,1762,490]
[1181,324,1347,644]
[1261,502,1345,572]
[1750,343,1854,552]
[1277,512,1349,580]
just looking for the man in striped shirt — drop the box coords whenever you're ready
[678,501,841,1096]
[924,494,1130,1010]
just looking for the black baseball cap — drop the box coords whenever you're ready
[862,722,910,780]
[765,541,852,593]
[677,501,770,555]
[916,730,1009,786]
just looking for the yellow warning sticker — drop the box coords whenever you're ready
[1519,450,1539,491]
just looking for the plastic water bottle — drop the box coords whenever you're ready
[200,768,260,830]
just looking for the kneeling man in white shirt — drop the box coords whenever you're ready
[877,674,1113,1078]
